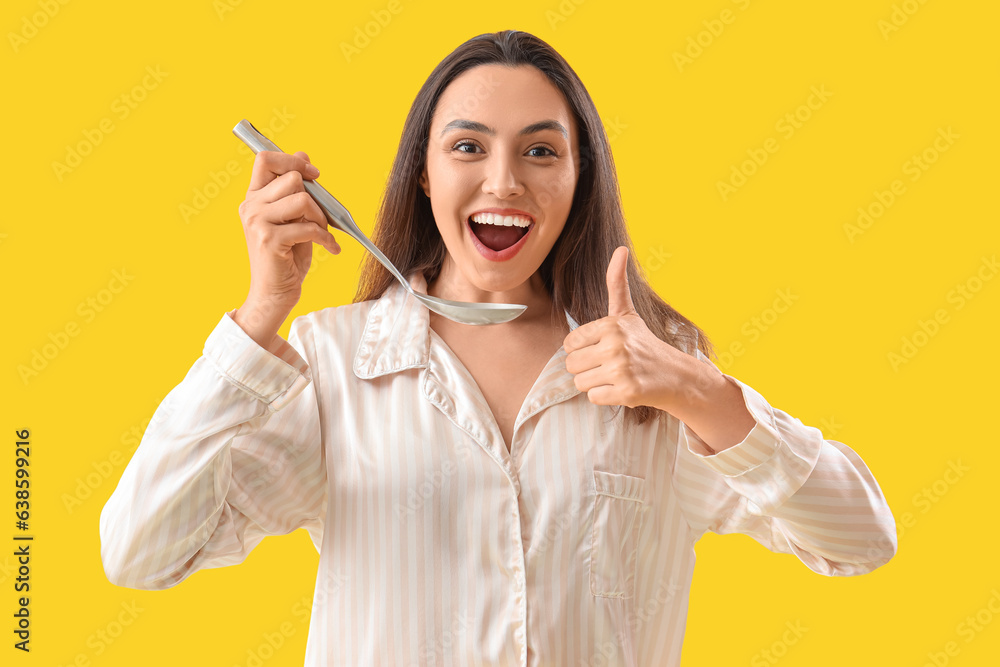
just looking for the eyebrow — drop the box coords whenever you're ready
[440,118,568,139]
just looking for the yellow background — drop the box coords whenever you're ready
[3,0,997,665]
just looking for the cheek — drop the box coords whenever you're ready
[538,167,577,208]
[447,165,480,191]
[430,160,478,200]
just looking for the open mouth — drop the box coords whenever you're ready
[468,212,532,252]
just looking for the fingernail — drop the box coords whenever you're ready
[306,164,320,177]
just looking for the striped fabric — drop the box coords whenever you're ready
[100,272,896,666]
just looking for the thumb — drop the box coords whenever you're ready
[606,246,636,317]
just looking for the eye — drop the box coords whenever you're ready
[452,140,482,154]
[527,146,557,158]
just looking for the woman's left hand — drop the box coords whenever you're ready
[563,246,702,413]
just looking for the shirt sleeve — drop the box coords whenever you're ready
[669,350,897,576]
[99,310,328,590]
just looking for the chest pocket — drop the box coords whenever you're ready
[590,470,647,599]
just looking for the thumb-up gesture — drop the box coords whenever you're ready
[563,246,693,411]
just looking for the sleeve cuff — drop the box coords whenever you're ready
[202,310,313,412]
[678,355,823,511]
[680,374,783,476]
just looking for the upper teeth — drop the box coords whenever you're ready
[471,212,532,228]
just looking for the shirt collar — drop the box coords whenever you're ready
[353,272,432,379]
[352,272,581,381]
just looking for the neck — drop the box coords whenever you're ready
[426,257,563,330]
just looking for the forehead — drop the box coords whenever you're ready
[432,64,575,134]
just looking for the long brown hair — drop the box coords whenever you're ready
[354,30,715,426]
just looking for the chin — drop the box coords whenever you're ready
[466,265,533,294]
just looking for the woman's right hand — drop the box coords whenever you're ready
[232,150,341,351]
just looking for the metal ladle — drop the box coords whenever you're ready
[232,120,526,325]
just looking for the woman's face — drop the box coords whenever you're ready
[419,64,580,296]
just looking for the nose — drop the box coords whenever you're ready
[482,150,525,199]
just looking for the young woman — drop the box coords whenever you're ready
[101,30,896,666]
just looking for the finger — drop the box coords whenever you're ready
[571,366,611,395]
[291,150,320,179]
[606,246,636,317]
[261,191,328,227]
[564,346,604,376]
[563,321,603,354]
[265,220,340,254]
[248,150,320,192]
[255,170,322,210]
[585,385,618,406]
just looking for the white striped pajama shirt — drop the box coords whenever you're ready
[100,272,897,666]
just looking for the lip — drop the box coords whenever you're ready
[466,216,534,262]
